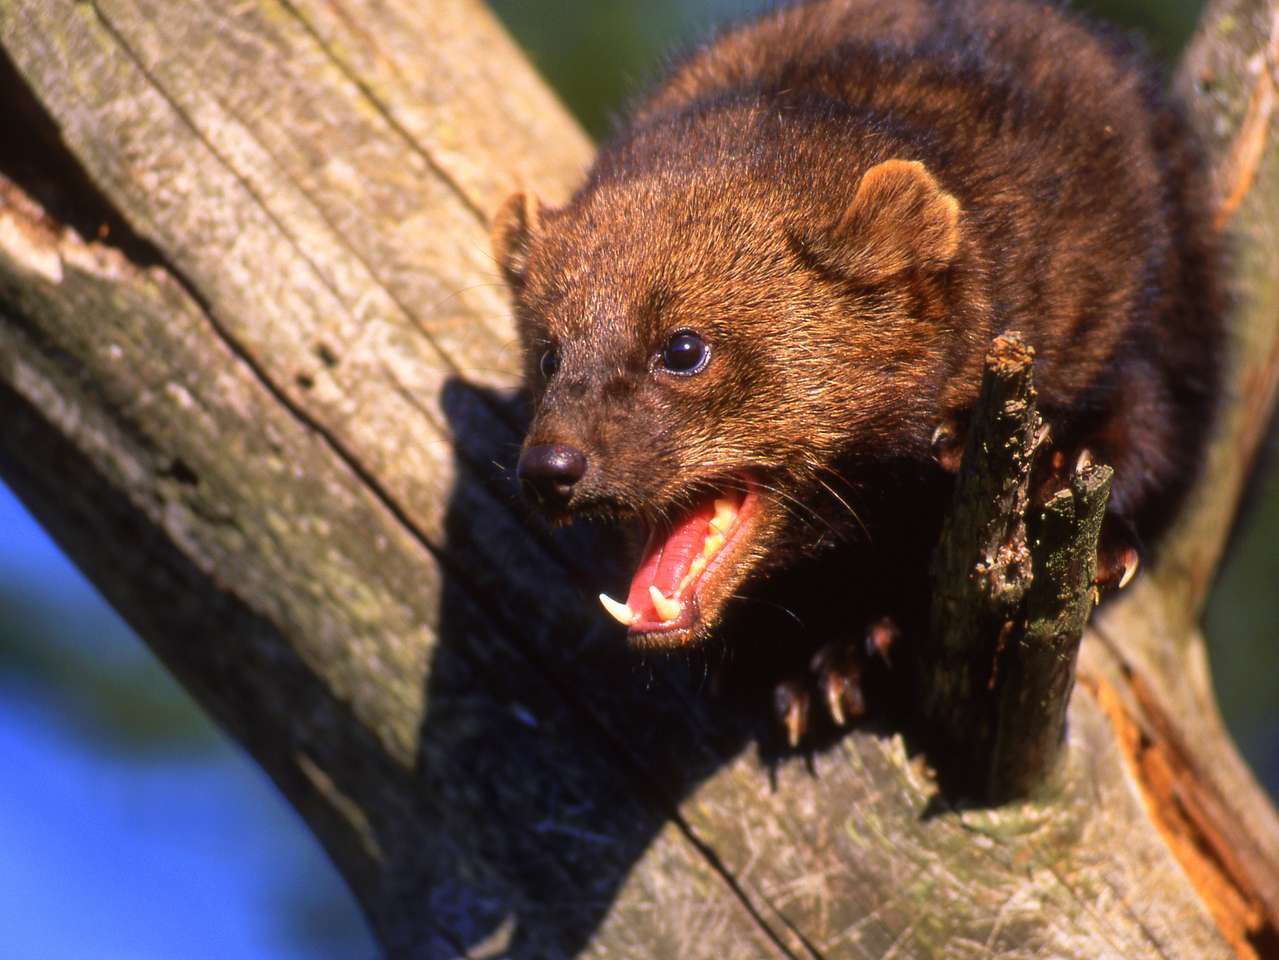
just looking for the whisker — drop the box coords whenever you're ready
[716,474,844,539]
[813,472,870,543]
[727,593,807,630]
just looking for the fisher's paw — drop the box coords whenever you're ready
[771,616,901,749]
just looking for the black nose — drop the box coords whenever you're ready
[517,443,588,508]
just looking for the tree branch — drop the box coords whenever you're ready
[993,453,1110,801]
[921,331,1117,803]
[921,333,1041,795]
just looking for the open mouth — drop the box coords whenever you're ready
[598,476,760,647]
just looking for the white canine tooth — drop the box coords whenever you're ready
[648,585,684,622]
[599,593,638,626]
[702,532,726,558]
[712,498,737,532]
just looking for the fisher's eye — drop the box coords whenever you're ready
[660,330,710,375]
[539,347,560,380]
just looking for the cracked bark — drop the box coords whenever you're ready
[0,0,1277,957]
[920,332,1115,804]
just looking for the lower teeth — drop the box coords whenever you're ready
[648,585,683,622]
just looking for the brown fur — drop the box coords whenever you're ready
[494,0,1221,649]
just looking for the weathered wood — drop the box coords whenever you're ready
[921,330,1117,804]
[0,0,1276,957]
[921,332,1042,798]
[991,456,1111,803]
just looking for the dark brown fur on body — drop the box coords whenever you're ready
[494,0,1221,656]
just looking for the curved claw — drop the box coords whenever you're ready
[823,670,865,726]
[1095,514,1141,594]
[774,680,810,749]
[864,617,900,667]
[1096,544,1140,592]
[930,418,965,473]
[811,643,867,727]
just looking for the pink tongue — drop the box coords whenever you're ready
[625,496,720,617]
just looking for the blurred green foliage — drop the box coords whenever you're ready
[491,0,1203,138]
[0,586,216,752]
[1074,0,1201,58]
[1206,468,1279,790]
[487,0,743,137]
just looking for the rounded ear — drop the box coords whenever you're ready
[491,191,544,290]
[797,159,961,284]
